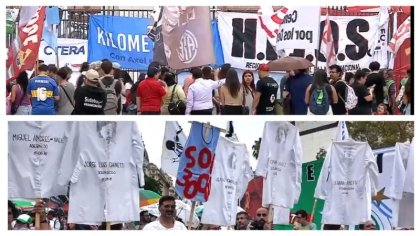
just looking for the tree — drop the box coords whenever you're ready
[144,175,163,195]
[252,137,261,159]
[347,121,414,149]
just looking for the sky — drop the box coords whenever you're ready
[139,120,264,178]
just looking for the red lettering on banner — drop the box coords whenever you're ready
[178,146,216,201]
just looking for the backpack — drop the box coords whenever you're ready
[337,80,358,111]
[309,84,330,115]
[98,77,118,115]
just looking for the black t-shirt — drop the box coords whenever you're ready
[73,85,107,115]
[348,84,372,115]
[256,77,279,114]
[331,80,347,115]
[366,72,385,104]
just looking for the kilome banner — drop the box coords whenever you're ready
[88,15,154,70]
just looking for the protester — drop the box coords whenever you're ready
[186,67,225,115]
[98,61,122,115]
[10,71,31,115]
[56,67,76,115]
[294,210,317,230]
[252,64,278,115]
[249,207,268,230]
[137,66,168,115]
[73,69,107,115]
[359,220,377,230]
[284,68,313,115]
[241,70,256,115]
[138,210,152,230]
[161,72,185,115]
[27,64,60,115]
[348,70,373,115]
[373,103,389,115]
[365,61,385,111]
[383,69,398,114]
[220,68,244,114]
[305,70,337,115]
[76,62,90,88]
[329,65,347,115]
[235,211,251,230]
[143,196,187,230]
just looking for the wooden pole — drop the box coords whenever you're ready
[106,222,111,230]
[188,201,196,230]
[35,212,40,230]
[310,198,318,223]
[268,204,273,229]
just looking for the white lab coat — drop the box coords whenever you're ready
[315,140,379,225]
[201,136,253,226]
[8,121,75,198]
[58,121,144,224]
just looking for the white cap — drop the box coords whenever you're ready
[85,69,99,83]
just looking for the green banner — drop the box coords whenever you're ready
[274,159,325,230]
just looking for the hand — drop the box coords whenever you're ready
[32,199,47,221]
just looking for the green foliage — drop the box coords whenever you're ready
[144,175,163,195]
[347,121,414,149]
[316,148,327,160]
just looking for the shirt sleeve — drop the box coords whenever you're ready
[132,122,145,187]
[256,80,264,93]
[314,143,333,200]
[365,144,379,196]
[255,122,270,177]
[384,143,407,199]
[292,128,303,204]
[57,122,80,186]
[186,87,194,115]
[211,79,226,90]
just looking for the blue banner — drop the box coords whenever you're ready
[211,20,225,67]
[88,15,154,70]
[175,122,220,202]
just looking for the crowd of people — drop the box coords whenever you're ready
[6,59,412,116]
[7,196,379,230]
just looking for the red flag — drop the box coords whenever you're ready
[240,176,263,219]
[388,16,411,54]
[320,12,336,70]
[6,6,46,81]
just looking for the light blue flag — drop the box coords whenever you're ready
[175,122,220,202]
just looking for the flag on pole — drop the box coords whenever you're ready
[161,7,215,69]
[335,121,349,141]
[258,6,288,46]
[320,11,336,70]
[42,6,60,53]
[147,6,168,65]
[388,16,411,54]
[6,6,46,81]
[161,121,187,177]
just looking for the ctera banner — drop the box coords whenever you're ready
[88,15,154,70]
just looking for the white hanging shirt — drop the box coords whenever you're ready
[314,140,379,225]
[255,121,303,208]
[403,138,414,193]
[384,142,411,199]
[57,121,145,224]
[8,121,75,198]
[201,136,253,226]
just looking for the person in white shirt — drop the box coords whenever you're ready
[143,196,187,230]
[186,67,225,115]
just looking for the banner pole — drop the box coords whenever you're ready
[310,198,318,223]
[106,222,111,230]
[315,6,324,70]
[188,201,196,230]
[268,204,273,229]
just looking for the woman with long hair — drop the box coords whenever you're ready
[348,70,373,115]
[241,70,255,114]
[10,71,31,115]
[220,68,244,115]
[304,70,338,115]
[161,72,185,115]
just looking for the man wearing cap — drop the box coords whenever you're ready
[73,69,107,115]
[252,64,279,115]
[27,64,60,115]
[136,66,167,115]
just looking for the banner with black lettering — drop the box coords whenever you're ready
[218,12,278,70]
[282,15,385,72]
[161,7,215,70]
[276,6,320,52]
